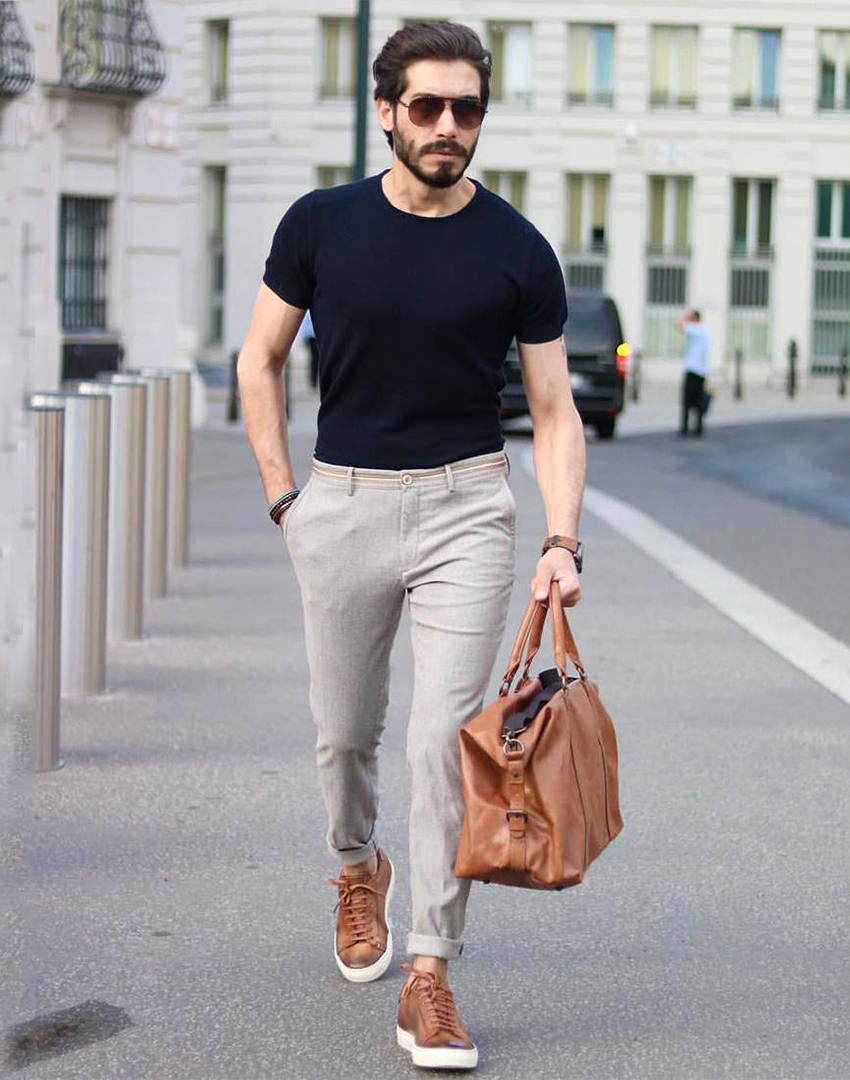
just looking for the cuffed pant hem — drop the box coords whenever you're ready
[330,836,378,867]
[407,933,465,960]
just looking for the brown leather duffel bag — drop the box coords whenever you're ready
[455,581,623,890]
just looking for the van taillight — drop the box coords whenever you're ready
[615,343,631,377]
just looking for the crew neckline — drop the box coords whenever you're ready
[374,170,481,222]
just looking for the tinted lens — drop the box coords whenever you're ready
[406,96,485,129]
[407,96,445,126]
[451,100,485,129]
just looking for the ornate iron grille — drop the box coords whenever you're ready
[59,196,110,331]
[0,2,35,97]
[59,0,165,96]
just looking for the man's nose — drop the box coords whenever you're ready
[434,101,458,137]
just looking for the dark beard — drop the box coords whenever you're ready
[392,121,478,189]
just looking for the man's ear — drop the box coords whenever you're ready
[376,97,394,137]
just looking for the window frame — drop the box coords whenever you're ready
[58,195,111,333]
[732,27,781,111]
[205,19,229,104]
[567,23,615,107]
[487,21,532,106]
[319,16,356,99]
[649,25,698,109]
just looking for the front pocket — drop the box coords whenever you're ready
[282,477,313,538]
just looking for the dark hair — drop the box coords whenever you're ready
[373,21,491,148]
[692,309,702,321]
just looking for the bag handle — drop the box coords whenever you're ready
[500,581,585,695]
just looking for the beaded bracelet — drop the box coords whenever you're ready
[269,489,299,525]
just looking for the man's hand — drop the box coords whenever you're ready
[532,548,581,607]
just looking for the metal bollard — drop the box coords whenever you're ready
[169,369,192,567]
[93,378,147,640]
[31,391,111,697]
[786,339,798,399]
[30,405,64,771]
[228,349,239,423]
[630,350,641,403]
[734,349,743,400]
[115,373,170,599]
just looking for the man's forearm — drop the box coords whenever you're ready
[531,407,586,537]
[237,344,297,505]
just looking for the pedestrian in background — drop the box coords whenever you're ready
[237,20,586,1072]
[678,308,710,437]
[298,308,319,390]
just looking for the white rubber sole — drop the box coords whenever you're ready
[333,858,394,983]
[396,1025,478,1070]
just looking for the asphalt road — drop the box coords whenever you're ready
[5,414,849,1079]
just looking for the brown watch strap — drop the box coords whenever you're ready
[541,534,578,556]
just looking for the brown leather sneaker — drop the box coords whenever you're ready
[328,848,393,983]
[396,964,478,1070]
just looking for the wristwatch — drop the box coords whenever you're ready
[541,534,584,573]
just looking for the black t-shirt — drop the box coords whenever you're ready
[263,171,567,469]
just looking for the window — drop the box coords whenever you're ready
[482,171,526,214]
[319,17,355,98]
[205,19,229,102]
[59,196,110,331]
[818,32,850,110]
[564,174,608,290]
[566,174,609,251]
[568,24,614,106]
[648,176,691,255]
[205,166,226,345]
[732,178,774,255]
[732,29,780,109]
[317,166,354,189]
[650,26,697,107]
[815,180,850,241]
[729,179,774,359]
[487,22,531,105]
[645,178,691,355]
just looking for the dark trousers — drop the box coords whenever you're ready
[680,371,705,436]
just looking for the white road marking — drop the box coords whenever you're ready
[517,448,850,707]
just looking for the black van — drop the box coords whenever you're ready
[501,291,631,439]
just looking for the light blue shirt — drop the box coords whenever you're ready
[683,322,710,377]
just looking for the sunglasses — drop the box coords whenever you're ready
[396,95,487,130]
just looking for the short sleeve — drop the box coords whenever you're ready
[515,230,568,344]
[262,192,316,309]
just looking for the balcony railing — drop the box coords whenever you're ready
[567,90,613,107]
[644,248,691,356]
[59,0,165,97]
[564,244,607,292]
[0,1,35,97]
[649,91,696,109]
[812,246,850,374]
[728,248,773,359]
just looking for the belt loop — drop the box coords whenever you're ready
[444,462,456,492]
[346,466,354,496]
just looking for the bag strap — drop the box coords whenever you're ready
[547,579,585,681]
[500,596,546,693]
[501,582,586,694]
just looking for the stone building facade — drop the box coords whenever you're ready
[181,0,850,386]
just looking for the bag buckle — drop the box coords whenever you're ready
[502,737,524,756]
[506,809,527,822]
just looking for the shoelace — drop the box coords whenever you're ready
[329,877,382,947]
[400,964,466,1039]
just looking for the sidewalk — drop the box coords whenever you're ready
[206,373,850,441]
[7,375,849,1078]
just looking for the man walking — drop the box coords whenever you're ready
[678,308,710,437]
[238,22,586,1070]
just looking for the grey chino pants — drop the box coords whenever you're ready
[283,449,515,959]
